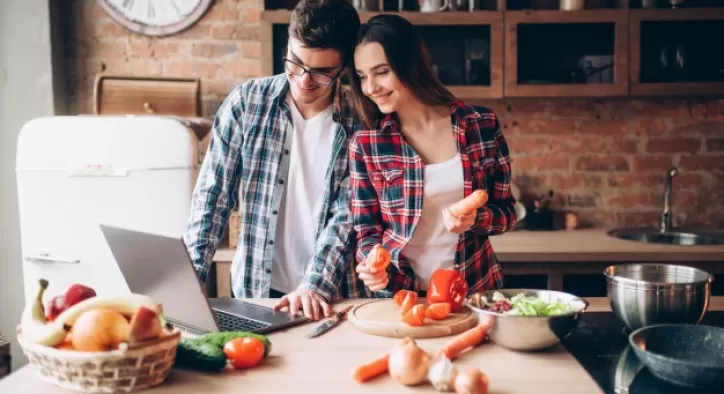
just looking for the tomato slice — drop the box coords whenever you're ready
[402,304,425,326]
[425,302,451,320]
[400,292,418,316]
[393,290,416,306]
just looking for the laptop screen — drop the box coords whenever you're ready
[99,224,220,333]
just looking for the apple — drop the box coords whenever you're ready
[45,283,97,321]
[128,306,163,344]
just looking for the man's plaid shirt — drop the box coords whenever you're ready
[184,73,369,301]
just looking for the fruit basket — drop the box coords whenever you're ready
[18,328,181,393]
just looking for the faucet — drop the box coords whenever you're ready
[660,166,678,233]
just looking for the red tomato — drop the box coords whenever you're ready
[223,337,265,369]
[426,269,469,312]
[393,290,416,306]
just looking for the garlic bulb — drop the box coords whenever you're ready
[427,355,458,392]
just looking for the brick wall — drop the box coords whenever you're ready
[64,0,723,229]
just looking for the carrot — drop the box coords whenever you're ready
[448,190,488,218]
[437,322,490,360]
[352,353,390,383]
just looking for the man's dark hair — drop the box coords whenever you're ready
[288,0,361,66]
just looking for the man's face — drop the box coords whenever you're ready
[285,37,343,106]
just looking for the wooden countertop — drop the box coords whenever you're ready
[3,297,724,394]
[214,228,724,263]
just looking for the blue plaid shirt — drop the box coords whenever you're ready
[184,74,369,301]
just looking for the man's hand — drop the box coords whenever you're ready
[272,288,332,321]
[443,207,475,234]
[356,261,389,292]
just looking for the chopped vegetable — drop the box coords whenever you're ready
[402,304,425,326]
[393,290,416,306]
[425,303,451,320]
[476,291,579,317]
[400,292,418,316]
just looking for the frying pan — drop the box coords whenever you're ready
[629,324,724,389]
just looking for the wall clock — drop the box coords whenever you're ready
[97,0,214,37]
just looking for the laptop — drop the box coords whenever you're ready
[99,224,309,336]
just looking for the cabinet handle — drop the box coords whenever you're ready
[24,254,80,264]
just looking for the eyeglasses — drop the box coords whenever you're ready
[283,57,341,86]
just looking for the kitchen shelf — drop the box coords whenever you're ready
[504,9,629,97]
[629,7,724,97]
[261,7,724,99]
[262,10,505,99]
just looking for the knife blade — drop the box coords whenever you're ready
[306,305,354,338]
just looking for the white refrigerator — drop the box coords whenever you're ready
[15,115,203,304]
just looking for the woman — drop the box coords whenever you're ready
[348,14,518,296]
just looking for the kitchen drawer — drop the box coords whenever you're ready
[93,75,200,117]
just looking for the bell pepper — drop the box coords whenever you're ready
[426,269,469,312]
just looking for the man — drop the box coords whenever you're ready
[184,0,368,321]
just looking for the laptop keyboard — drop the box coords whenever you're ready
[214,310,270,332]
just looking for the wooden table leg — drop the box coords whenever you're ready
[216,261,232,298]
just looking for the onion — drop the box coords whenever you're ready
[454,368,489,394]
[388,338,430,386]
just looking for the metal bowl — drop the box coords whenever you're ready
[604,263,713,332]
[466,289,589,352]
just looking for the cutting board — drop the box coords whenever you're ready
[348,299,478,339]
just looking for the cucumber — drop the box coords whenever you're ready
[174,339,227,372]
[193,331,272,358]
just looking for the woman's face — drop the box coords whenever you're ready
[354,41,411,114]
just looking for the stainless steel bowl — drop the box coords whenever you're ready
[604,263,713,331]
[466,289,589,352]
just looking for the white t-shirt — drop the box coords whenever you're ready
[401,155,465,290]
[272,96,336,293]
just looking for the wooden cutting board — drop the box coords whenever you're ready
[348,299,478,339]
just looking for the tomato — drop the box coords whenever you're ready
[425,302,451,320]
[223,337,265,369]
[426,269,469,312]
[393,290,416,306]
[367,245,391,271]
[400,292,418,316]
[402,304,425,326]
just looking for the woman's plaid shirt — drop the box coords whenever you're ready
[349,101,518,295]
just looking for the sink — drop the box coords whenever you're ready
[607,228,724,246]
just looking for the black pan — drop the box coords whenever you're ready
[629,324,724,389]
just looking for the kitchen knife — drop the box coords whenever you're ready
[306,305,354,338]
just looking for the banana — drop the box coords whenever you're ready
[19,279,68,347]
[53,293,164,328]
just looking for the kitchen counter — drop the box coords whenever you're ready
[213,228,724,263]
[2,297,723,394]
[211,229,724,297]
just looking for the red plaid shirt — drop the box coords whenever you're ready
[349,101,517,296]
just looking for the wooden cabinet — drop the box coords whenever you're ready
[504,9,628,97]
[629,8,724,97]
[260,3,724,99]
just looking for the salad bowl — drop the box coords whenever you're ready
[466,289,589,352]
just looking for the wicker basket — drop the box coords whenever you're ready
[17,330,181,393]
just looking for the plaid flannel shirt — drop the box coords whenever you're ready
[349,101,517,295]
[184,74,370,301]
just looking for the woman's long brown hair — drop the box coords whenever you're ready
[348,14,457,129]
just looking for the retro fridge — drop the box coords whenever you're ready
[15,115,203,303]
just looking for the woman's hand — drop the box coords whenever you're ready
[356,261,389,292]
[443,207,475,234]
